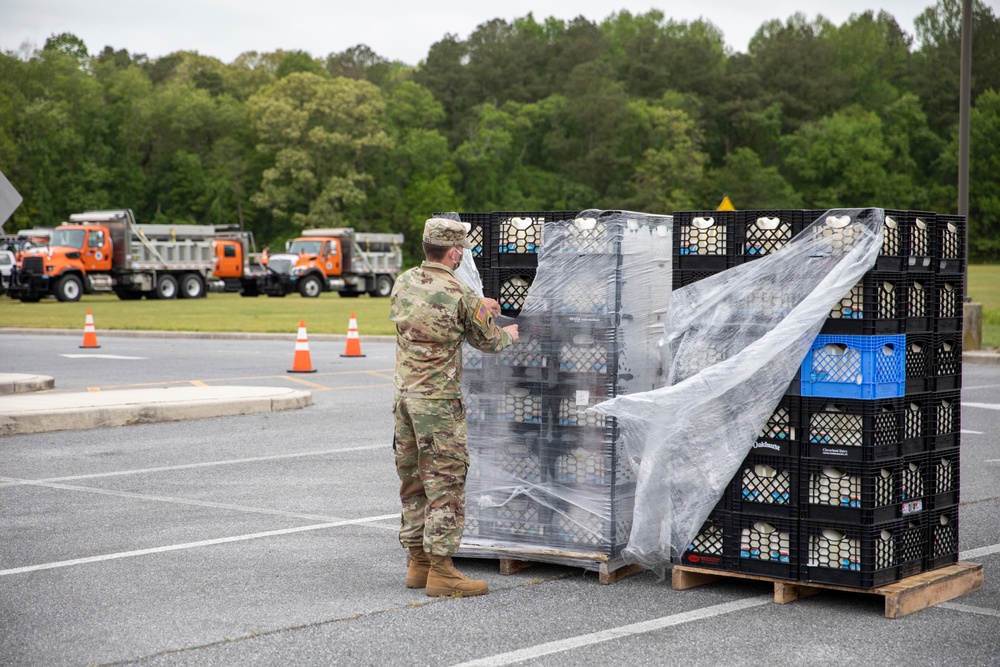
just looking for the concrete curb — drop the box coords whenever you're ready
[963,350,1000,365]
[0,328,397,343]
[0,386,313,436]
[0,373,55,396]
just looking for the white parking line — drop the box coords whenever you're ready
[937,602,1000,618]
[961,543,1000,560]
[31,444,385,483]
[0,514,397,577]
[961,429,984,435]
[962,402,1000,411]
[450,596,771,667]
[2,476,395,525]
[58,354,147,359]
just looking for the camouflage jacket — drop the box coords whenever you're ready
[390,261,514,399]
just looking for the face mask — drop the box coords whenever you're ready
[452,248,462,270]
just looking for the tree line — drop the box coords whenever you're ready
[1,0,998,263]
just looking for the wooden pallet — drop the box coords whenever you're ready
[672,561,984,619]
[457,544,645,584]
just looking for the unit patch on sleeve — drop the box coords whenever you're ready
[475,301,488,323]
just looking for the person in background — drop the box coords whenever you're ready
[390,217,518,597]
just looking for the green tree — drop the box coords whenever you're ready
[247,72,392,235]
[914,0,1000,135]
[698,147,802,209]
[781,106,912,208]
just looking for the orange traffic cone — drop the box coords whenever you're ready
[80,310,101,349]
[340,312,365,358]
[288,320,317,373]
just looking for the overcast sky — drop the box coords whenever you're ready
[0,1,959,65]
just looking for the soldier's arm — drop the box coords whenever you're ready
[462,294,515,352]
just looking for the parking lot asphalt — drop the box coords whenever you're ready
[1,330,998,667]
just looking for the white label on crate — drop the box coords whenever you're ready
[821,447,851,457]
[901,501,924,515]
[576,390,590,408]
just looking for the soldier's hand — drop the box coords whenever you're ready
[503,324,519,343]
[483,297,501,318]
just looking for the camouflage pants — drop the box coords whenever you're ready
[393,396,469,556]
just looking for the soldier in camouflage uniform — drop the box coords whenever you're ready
[391,217,518,597]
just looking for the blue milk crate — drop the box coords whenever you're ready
[800,335,906,399]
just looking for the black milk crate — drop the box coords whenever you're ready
[929,390,961,450]
[485,492,551,545]
[493,210,578,260]
[804,209,935,272]
[934,274,965,332]
[933,332,963,391]
[802,397,913,462]
[434,211,494,270]
[543,211,624,255]
[903,273,934,333]
[468,381,546,433]
[799,455,929,525]
[496,325,554,385]
[905,333,934,394]
[548,491,633,556]
[926,505,960,571]
[884,209,936,272]
[673,210,739,271]
[729,452,799,517]
[936,215,966,273]
[800,517,927,589]
[926,448,960,510]
[491,267,536,317]
[732,513,799,580]
[678,508,732,571]
[554,326,618,377]
[739,210,803,261]
[901,393,932,454]
[548,432,633,488]
[485,433,547,486]
[752,394,801,457]
[547,379,618,433]
[821,271,905,335]
[672,268,724,291]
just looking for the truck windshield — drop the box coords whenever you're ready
[287,240,323,255]
[50,228,86,249]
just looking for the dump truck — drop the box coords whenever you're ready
[239,228,403,298]
[7,209,221,302]
[209,229,267,293]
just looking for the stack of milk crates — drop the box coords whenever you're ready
[457,210,672,572]
[675,208,966,589]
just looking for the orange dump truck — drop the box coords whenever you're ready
[8,209,227,302]
[238,228,403,298]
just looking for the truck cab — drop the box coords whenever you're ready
[11,223,113,301]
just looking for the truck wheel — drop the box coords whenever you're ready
[179,273,205,299]
[55,275,83,302]
[369,274,394,297]
[155,274,179,299]
[298,275,323,298]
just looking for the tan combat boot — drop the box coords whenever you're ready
[425,555,489,597]
[406,546,432,588]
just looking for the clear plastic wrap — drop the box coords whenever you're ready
[592,208,886,573]
[453,210,673,570]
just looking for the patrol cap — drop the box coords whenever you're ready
[423,217,473,249]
